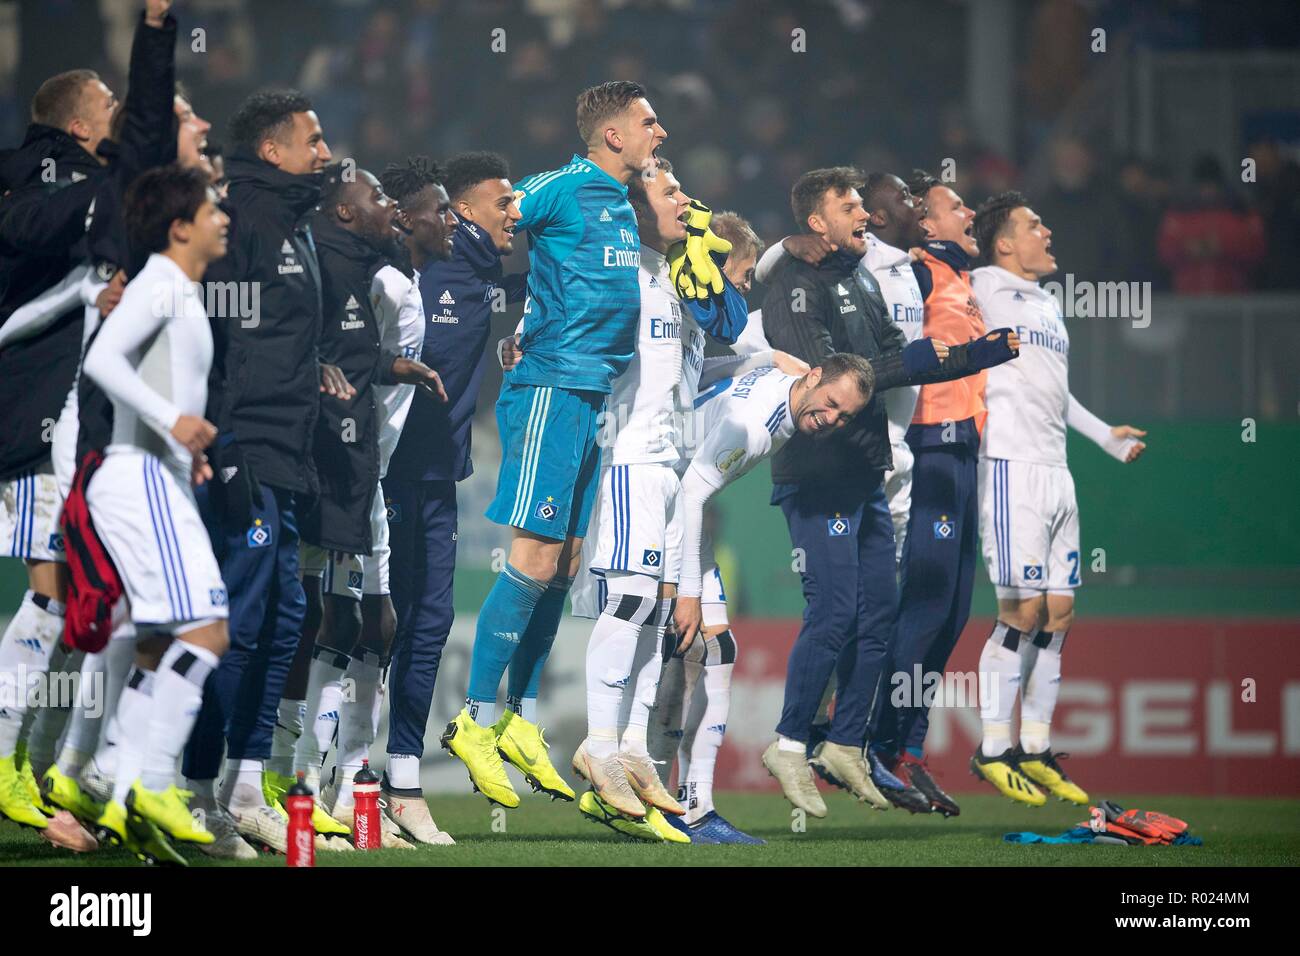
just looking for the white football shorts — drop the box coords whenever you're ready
[979,457,1080,599]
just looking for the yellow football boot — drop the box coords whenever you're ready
[970,748,1046,806]
[43,764,105,824]
[0,753,49,830]
[127,782,214,844]
[263,770,351,837]
[440,709,519,808]
[644,806,690,844]
[493,710,575,801]
[578,790,662,842]
[1015,748,1089,805]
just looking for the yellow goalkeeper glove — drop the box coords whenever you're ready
[671,200,732,300]
[667,242,696,299]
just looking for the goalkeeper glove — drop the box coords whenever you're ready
[667,242,696,299]
[671,200,732,300]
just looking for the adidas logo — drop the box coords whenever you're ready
[439,289,455,305]
[281,239,294,255]
[889,266,900,276]
[70,171,87,183]
[598,208,612,222]
[835,283,849,296]
[344,295,360,310]
[17,637,42,653]
[1013,291,1025,301]
[318,710,340,722]
[495,631,521,644]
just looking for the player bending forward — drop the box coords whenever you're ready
[81,166,231,865]
[969,192,1146,805]
[668,355,875,813]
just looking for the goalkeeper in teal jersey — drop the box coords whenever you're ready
[442,81,683,807]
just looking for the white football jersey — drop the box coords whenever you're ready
[600,246,688,465]
[372,264,425,477]
[677,365,797,596]
[972,265,1071,465]
[732,307,770,354]
[82,253,212,480]
[685,365,797,489]
[864,235,925,444]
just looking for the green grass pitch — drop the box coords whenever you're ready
[3,792,1297,867]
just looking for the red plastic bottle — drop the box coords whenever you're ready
[353,759,381,850]
[285,771,315,867]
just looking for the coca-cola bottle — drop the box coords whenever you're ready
[352,759,381,850]
[286,771,315,867]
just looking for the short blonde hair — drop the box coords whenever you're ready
[711,211,763,260]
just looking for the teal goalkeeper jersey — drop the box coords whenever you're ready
[510,154,640,394]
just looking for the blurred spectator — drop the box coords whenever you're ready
[1157,154,1265,294]
[1035,135,1123,281]
[1248,138,1300,291]
[1114,156,1171,289]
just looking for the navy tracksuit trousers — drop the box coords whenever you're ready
[383,477,457,758]
[873,429,979,757]
[184,482,306,779]
[773,476,898,747]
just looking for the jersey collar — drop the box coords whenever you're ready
[865,234,912,271]
[640,244,669,278]
[573,153,630,195]
[977,264,1049,297]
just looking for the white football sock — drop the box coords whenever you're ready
[270,698,304,778]
[111,665,155,805]
[584,576,656,760]
[466,697,497,726]
[26,644,81,777]
[294,646,348,774]
[334,649,381,809]
[622,604,672,756]
[648,653,686,787]
[0,591,64,756]
[508,695,538,723]
[1020,629,1066,753]
[141,639,218,791]
[385,752,420,791]
[186,776,216,806]
[676,639,705,784]
[685,667,734,823]
[979,622,1027,757]
[220,757,266,812]
[680,631,735,824]
[83,622,136,778]
[56,647,108,777]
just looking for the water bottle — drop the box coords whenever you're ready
[285,771,315,867]
[352,759,381,850]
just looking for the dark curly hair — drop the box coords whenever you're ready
[228,89,314,154]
